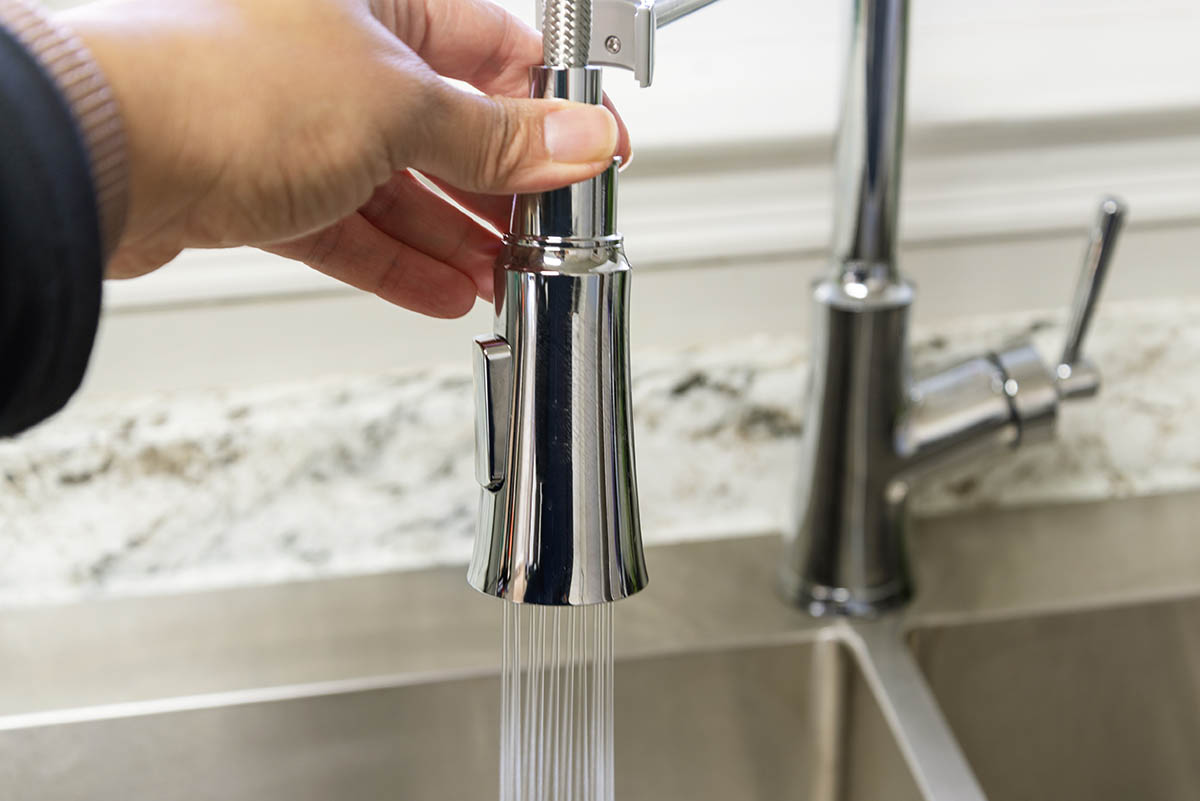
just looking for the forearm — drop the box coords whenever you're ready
[0,0,127,436]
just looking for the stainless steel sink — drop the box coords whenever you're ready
[901,491,1200,801]
[0,639,924,801]
[0,535,976,801]
[3,492,1200,800]
[910,595,1200,801]
[622,640,925,801]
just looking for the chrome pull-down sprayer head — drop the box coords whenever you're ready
[468,2,643,607]
[467,0,724,607]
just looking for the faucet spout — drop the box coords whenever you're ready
[831,0,909,282]
[780,0,915,617]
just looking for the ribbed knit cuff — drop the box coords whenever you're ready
[0,0,128,258]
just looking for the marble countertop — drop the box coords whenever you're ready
[2,299,1198,607]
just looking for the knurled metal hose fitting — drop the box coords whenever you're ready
[542,0,591,67]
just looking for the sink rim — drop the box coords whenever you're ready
[4,490,1200,801]
[3,491,1199,720]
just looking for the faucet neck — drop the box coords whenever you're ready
[830,0,909,282]
[511,66,619,243]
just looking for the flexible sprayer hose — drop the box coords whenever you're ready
[542,0,591,67]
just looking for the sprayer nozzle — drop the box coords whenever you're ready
[467,238,647,607]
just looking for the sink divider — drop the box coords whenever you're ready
[842,618,989,801]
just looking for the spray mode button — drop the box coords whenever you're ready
[472,335,513,490]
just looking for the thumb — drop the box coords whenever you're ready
[404,83,619,194]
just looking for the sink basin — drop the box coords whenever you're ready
[0,638,923,801]
[909,593,1200,801]
[0,536,970,801]
[15,490,1200,801]
[895,492,1200,801]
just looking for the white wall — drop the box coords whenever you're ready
[40,0,1200,398]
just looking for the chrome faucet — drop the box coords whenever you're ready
[468,0,1124,617]
[781,0,1127,616]
[468,0,720,605]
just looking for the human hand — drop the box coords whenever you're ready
[62,0,631,317]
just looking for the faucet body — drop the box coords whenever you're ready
[469,0,727,606]
[780,0,919,614]
[782,0,1124,615]
[469,66,648,606]
[466,0,1122,616]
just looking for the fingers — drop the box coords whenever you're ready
[371,0,540,97]
[415,99,632,234]
[426,176,515,233]
[399,84,619,195]
[603,94,633,167]
[268,213,480,319]
[370,0,632,163]
[358,171,500,300]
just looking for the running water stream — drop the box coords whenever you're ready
[500,603,615,801]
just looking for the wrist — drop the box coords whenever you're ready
[0,0,128,258]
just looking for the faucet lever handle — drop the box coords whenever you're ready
[1055,196,1127,400]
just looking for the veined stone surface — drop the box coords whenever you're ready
[1,300,1197,606]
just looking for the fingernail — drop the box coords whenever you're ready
[544,105,618,164]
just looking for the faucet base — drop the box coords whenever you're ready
[782,277,914,618]
[780,570,912,618]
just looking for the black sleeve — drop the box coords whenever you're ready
[0,23,103,437]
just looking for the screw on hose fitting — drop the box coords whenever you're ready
[543,0,592,67]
